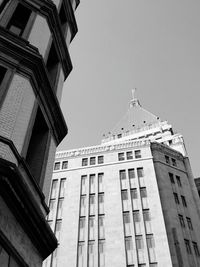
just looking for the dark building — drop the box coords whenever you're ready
[0,0,79,266]
[195,178,200,197]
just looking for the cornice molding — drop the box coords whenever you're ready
[151,142,184,160]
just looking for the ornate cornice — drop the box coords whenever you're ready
[56,140,151,159]
[0,26,67,145]
[151,142,184,160]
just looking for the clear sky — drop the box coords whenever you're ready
[58,0,200,177]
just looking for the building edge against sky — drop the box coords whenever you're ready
[0,0,79,266]
[46,93,200,267]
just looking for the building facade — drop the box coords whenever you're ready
[0,0,79,266]
[47,94,200,267]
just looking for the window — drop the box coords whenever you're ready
[140,188,147,198]
[46,42,60,88]
[135,150,141,159]
[90,157,96,165]
[137,167,144,178]
[128,168,135,188]
[146,235,155,248]
[178,214,185,228]
[90,174,95,194]
[172,158,177,167]
[131,189,139,210]
[54,162,60,170]
[125,237,134,265]
[79,217,86,241]
[0,65,7,86]
[81,175,87,195]
[99,216,105,239]
[89,217,95,240]
[59,178,66,198]
[78,242,84,267]
[120,170,127,189]
[176,176,182,187]
[62,161,68,169]
[193,242,200,257]
[122,190,129,211]
[99,194,104,214]
[169,173,175,184]
[117,133,122,139]
[98,156,104,164]
[88,241,95,267]
[80,196,86,216]
[123,212,131,236]
[165,155,170,164]
[184,239,192,254]
[181,195,187,207]
[186,217,193,230]
[173,193,179,204]
[126,151,133,160]
[89,195,95,216]
[82,158,88,166]
[98,240,105,267]
[48,199,56,220]
[133,211,140,222]
[143,210,150,221]
[50,180,58,199]
[131,189,138,199]
[57,198,63,219]
[136,236,144,250]
[55,220,62,243]
[98,173,104,192]
[0,246,20,267]
[7,4,32,37]
[118,152,125,161]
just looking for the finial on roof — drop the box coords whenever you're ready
[130,88,141,108]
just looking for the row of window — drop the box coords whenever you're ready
[178,214,193,230]
[78,240,105,267]
[173,192,187,207]
[184,239,200,257]
[169,173,182,187]
[165,155,177,167]
[120,168,144,190]
[81,173,104,195]
[122,188,148,211]
[118,150,141,161]
[54,161,68,170]
[80,194,104,217]
[82,156,104,166]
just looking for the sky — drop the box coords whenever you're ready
[58,0,200,177]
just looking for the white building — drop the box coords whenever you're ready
[45,93,200,267]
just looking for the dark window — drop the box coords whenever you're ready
[176,176,182,187]
[82,158,88,166]
[173,193,180,204]
[90,157,96,165]
[137,167,144,178]
[184,239,192,254]
[131,189,138,199]
[62,161,68,169]
[169,173,175,184]
[118,152,125,161]
[128,169,135,179]
[46,42,60,88]
[54,162,60,170]
[172,158,177,167]
[140,188,147,198]
[181,195,187,207]
[135,150,141,159]
[0,65,7,85]
[186,217,193,230]
[178,214,185,228]
[25,108,49,186]
[98,156,104,164]
[126,151,133,160]
[7,4,31,36]
[193,242,200,257]
[165,155,170,164]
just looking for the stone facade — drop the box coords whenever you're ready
[46,97,200,267]
[0,0,79,266]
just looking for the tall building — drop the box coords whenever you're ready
[48,92,200,267]
[0,0,79,266]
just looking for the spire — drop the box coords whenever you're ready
[130,88,141,107]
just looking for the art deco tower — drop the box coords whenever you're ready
[0,0,79,266]
[48,92,200,267]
